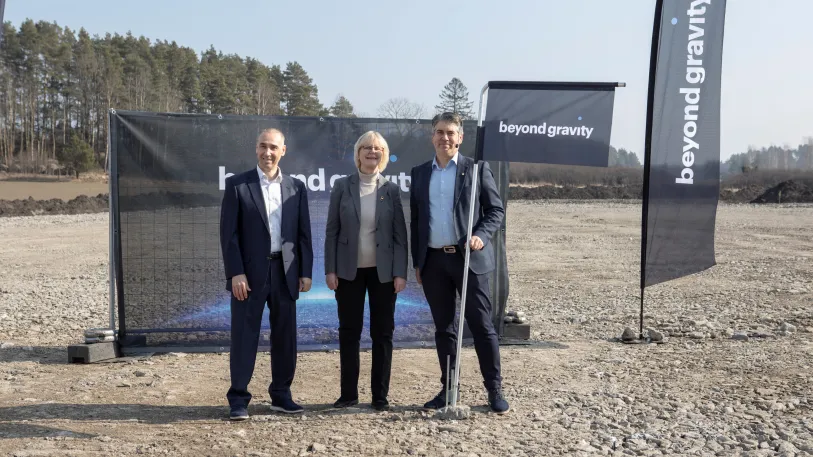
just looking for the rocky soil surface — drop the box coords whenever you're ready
[1,201,811,456]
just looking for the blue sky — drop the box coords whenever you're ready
[6,0,813,161]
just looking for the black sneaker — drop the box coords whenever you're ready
[229,405,249,421]
[487,389,510,414]
[422,389,459,411]
[269,398,304,414]
[333,397,359,409]
[372,399,390,411]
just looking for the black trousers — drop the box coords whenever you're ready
[335,267,396,402]
[227,258,297,407]
[420,249,502,392]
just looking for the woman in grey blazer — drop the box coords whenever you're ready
[324,130,408,411]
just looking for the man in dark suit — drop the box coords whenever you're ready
[410,112,509,414]
[219,128,313,420]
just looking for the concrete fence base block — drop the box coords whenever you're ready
[67,342,120,363]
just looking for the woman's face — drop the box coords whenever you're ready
[359,141,384,171]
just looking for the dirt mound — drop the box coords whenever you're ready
[509,185,641,200]
[0,194,109,217]
[0,191,223,217]
[750,179,813,203]
[719,184,767,203]
[3,180,810,217]
[509,182,807,204]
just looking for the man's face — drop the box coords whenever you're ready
[256,131,286,172]
[431,120,463,157]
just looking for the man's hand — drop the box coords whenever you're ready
[299,277,312,292]
[394,277,406,293]
[415,268,421,285]
[326,273,338,291]
[231,274,251,301]
[469,235,485,251]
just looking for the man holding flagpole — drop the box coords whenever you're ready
[409,111,509,414]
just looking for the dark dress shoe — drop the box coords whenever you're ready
[371,399,390,411]
[333,397,359,408]
[269,398,304,414]
[229,405,249,421]
[422,389,458,410]
[487,388,510,414]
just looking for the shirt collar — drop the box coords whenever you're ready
[257,165,283,184]
[432,152,459,170]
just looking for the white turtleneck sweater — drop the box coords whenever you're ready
[357,169,380,268]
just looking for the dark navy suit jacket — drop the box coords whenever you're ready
[409,155,505,275]
[219,168,313,301]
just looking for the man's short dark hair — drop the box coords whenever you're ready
[431,112,463,130]
[257,128,285,145]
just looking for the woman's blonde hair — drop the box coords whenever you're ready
[353,131,390,172]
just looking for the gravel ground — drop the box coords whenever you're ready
[1,201,812,456]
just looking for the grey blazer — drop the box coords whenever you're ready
[324,173,408,283]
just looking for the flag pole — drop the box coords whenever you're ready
[450,83,489,407]
[639,0,665,340]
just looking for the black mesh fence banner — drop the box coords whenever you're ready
[642,0,727,288]
[109,111,509,352]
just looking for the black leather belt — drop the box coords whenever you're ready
[267,252,282,260]
[429,245,458,254]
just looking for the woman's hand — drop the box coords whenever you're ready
[326,273,339,290]
[394,276,406,293]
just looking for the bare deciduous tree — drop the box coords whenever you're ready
[377,97,427,120]
[377,98,428,136]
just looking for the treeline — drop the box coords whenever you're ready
[510,163,643,187]
[0,19,355,173]
[0,18,646,178]
[722,140,813,175]
[509,146,642,185]
[510,142,813,187]
[3,19,809,183]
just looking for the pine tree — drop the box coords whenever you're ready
[329,95,355,118]
[435,77,474,119]
[57,133,95,178]
[281,61,323,116]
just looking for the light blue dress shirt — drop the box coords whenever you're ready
[428,153,458,248]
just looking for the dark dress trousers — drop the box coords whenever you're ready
[219,169,313,408]
[409,154,506,392]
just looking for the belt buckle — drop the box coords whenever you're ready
[443,246,456,254]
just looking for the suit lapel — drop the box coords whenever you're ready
[420,162,431,210]
[348,173,361,222]
[375,177,387,227]
[454,156,470,209]
[281,175,294,239]
[247,172,270,235]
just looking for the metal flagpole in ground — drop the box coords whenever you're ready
[449,83,490,407]
[107,110,116,334]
